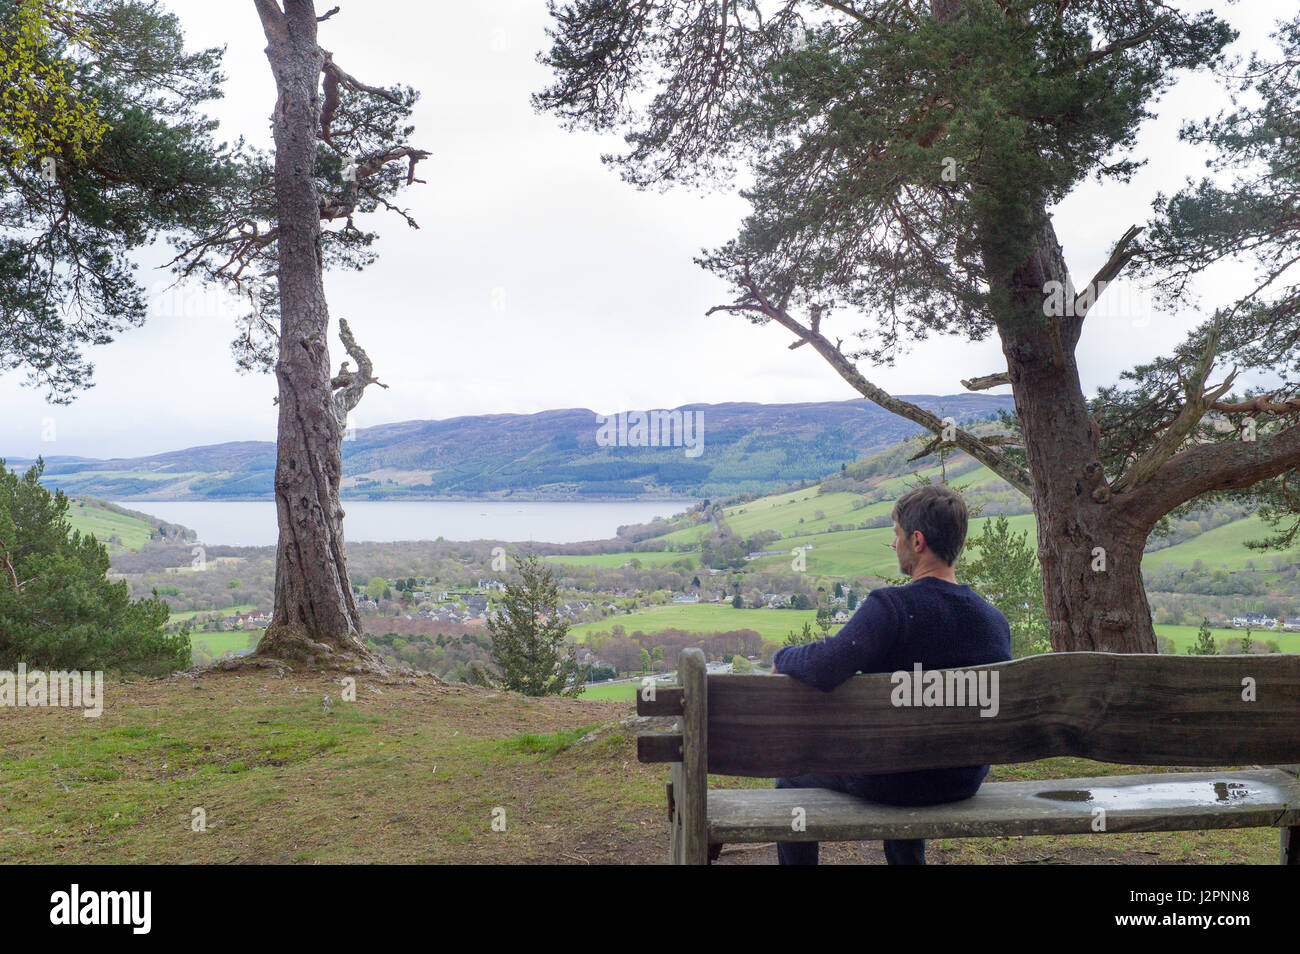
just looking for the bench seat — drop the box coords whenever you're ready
[707,769,1300,844]
[641,651,1300,863]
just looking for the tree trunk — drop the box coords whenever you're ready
[995,221,1158,653]
[253,0,379,669]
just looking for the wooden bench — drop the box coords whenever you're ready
[636,648,1300,864]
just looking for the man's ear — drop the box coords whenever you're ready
[911,530,927,553]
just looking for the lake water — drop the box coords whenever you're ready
[115,499,697,548]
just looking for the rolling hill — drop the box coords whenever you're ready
[9,394,1014,501]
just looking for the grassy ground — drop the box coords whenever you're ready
[0,668,1279,864]
[190,632,260,658]
[579,680,644,702]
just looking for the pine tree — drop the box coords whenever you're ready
[487,554,586,697]
[960,515,1051,657]
[784,621,819,647]
[1187,618,1218,656]
[1,0,234,398]
[0,459,188,672]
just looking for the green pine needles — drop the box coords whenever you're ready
[487,553,587,697]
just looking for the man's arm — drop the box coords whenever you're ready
[771,590,901,691]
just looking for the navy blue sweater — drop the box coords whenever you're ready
[772,576,1012,806]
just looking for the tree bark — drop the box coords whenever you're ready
[253,0,379,669]
[994,220,1158,652]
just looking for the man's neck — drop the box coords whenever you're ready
[910,562,957,584]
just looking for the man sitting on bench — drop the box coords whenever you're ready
[770,483,1013,865]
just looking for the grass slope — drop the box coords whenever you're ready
[65,498,156,554]
[1146,515,1300,571]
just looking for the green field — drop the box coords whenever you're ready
[1154,623,1300,654]
[544,550,693,570]
[650,461,996,548]
[1146,516,1300,571]
[169,602,259,623]
[578,680,643,701]
[191,631,259,658]
[65,498,156,553]
[570,603,818,644]
[740,512,1039,579]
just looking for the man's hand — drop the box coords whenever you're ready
[770,664,779,674]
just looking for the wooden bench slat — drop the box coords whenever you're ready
[703,653,1300,776]
[706,770,1300,843]
[636,723,682,762]
[636,686,683,717]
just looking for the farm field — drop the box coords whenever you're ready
[1154,623,1300,654]
[578,680,644,701]
[744,513,1038,579]
[169,602,259,623]
[543,550,691,570]
[568,603,818,644]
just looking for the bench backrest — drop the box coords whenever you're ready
[637,649,1300,777]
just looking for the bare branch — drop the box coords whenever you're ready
[1063,224,1144,348]
[908,433,1021,462]
[815,1,871,24]
[1211,395,1300,415]
[708,275,1033,496]
[1079,20,1166,67]
[331,317,388,423]
[961,371,1010,391]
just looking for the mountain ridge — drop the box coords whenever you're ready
[9,394,1015,501]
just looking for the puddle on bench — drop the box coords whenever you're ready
[1034,780,1262,807]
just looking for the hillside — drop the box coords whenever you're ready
[541,443,1300,655]
[63,498,196,555]
[10,395,1013,501]
[0,666,1277,864]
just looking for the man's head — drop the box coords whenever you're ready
[890,484,968,577]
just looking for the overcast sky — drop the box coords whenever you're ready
[0,0,1285,460]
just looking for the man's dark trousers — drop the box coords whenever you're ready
[775,774,927,865]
